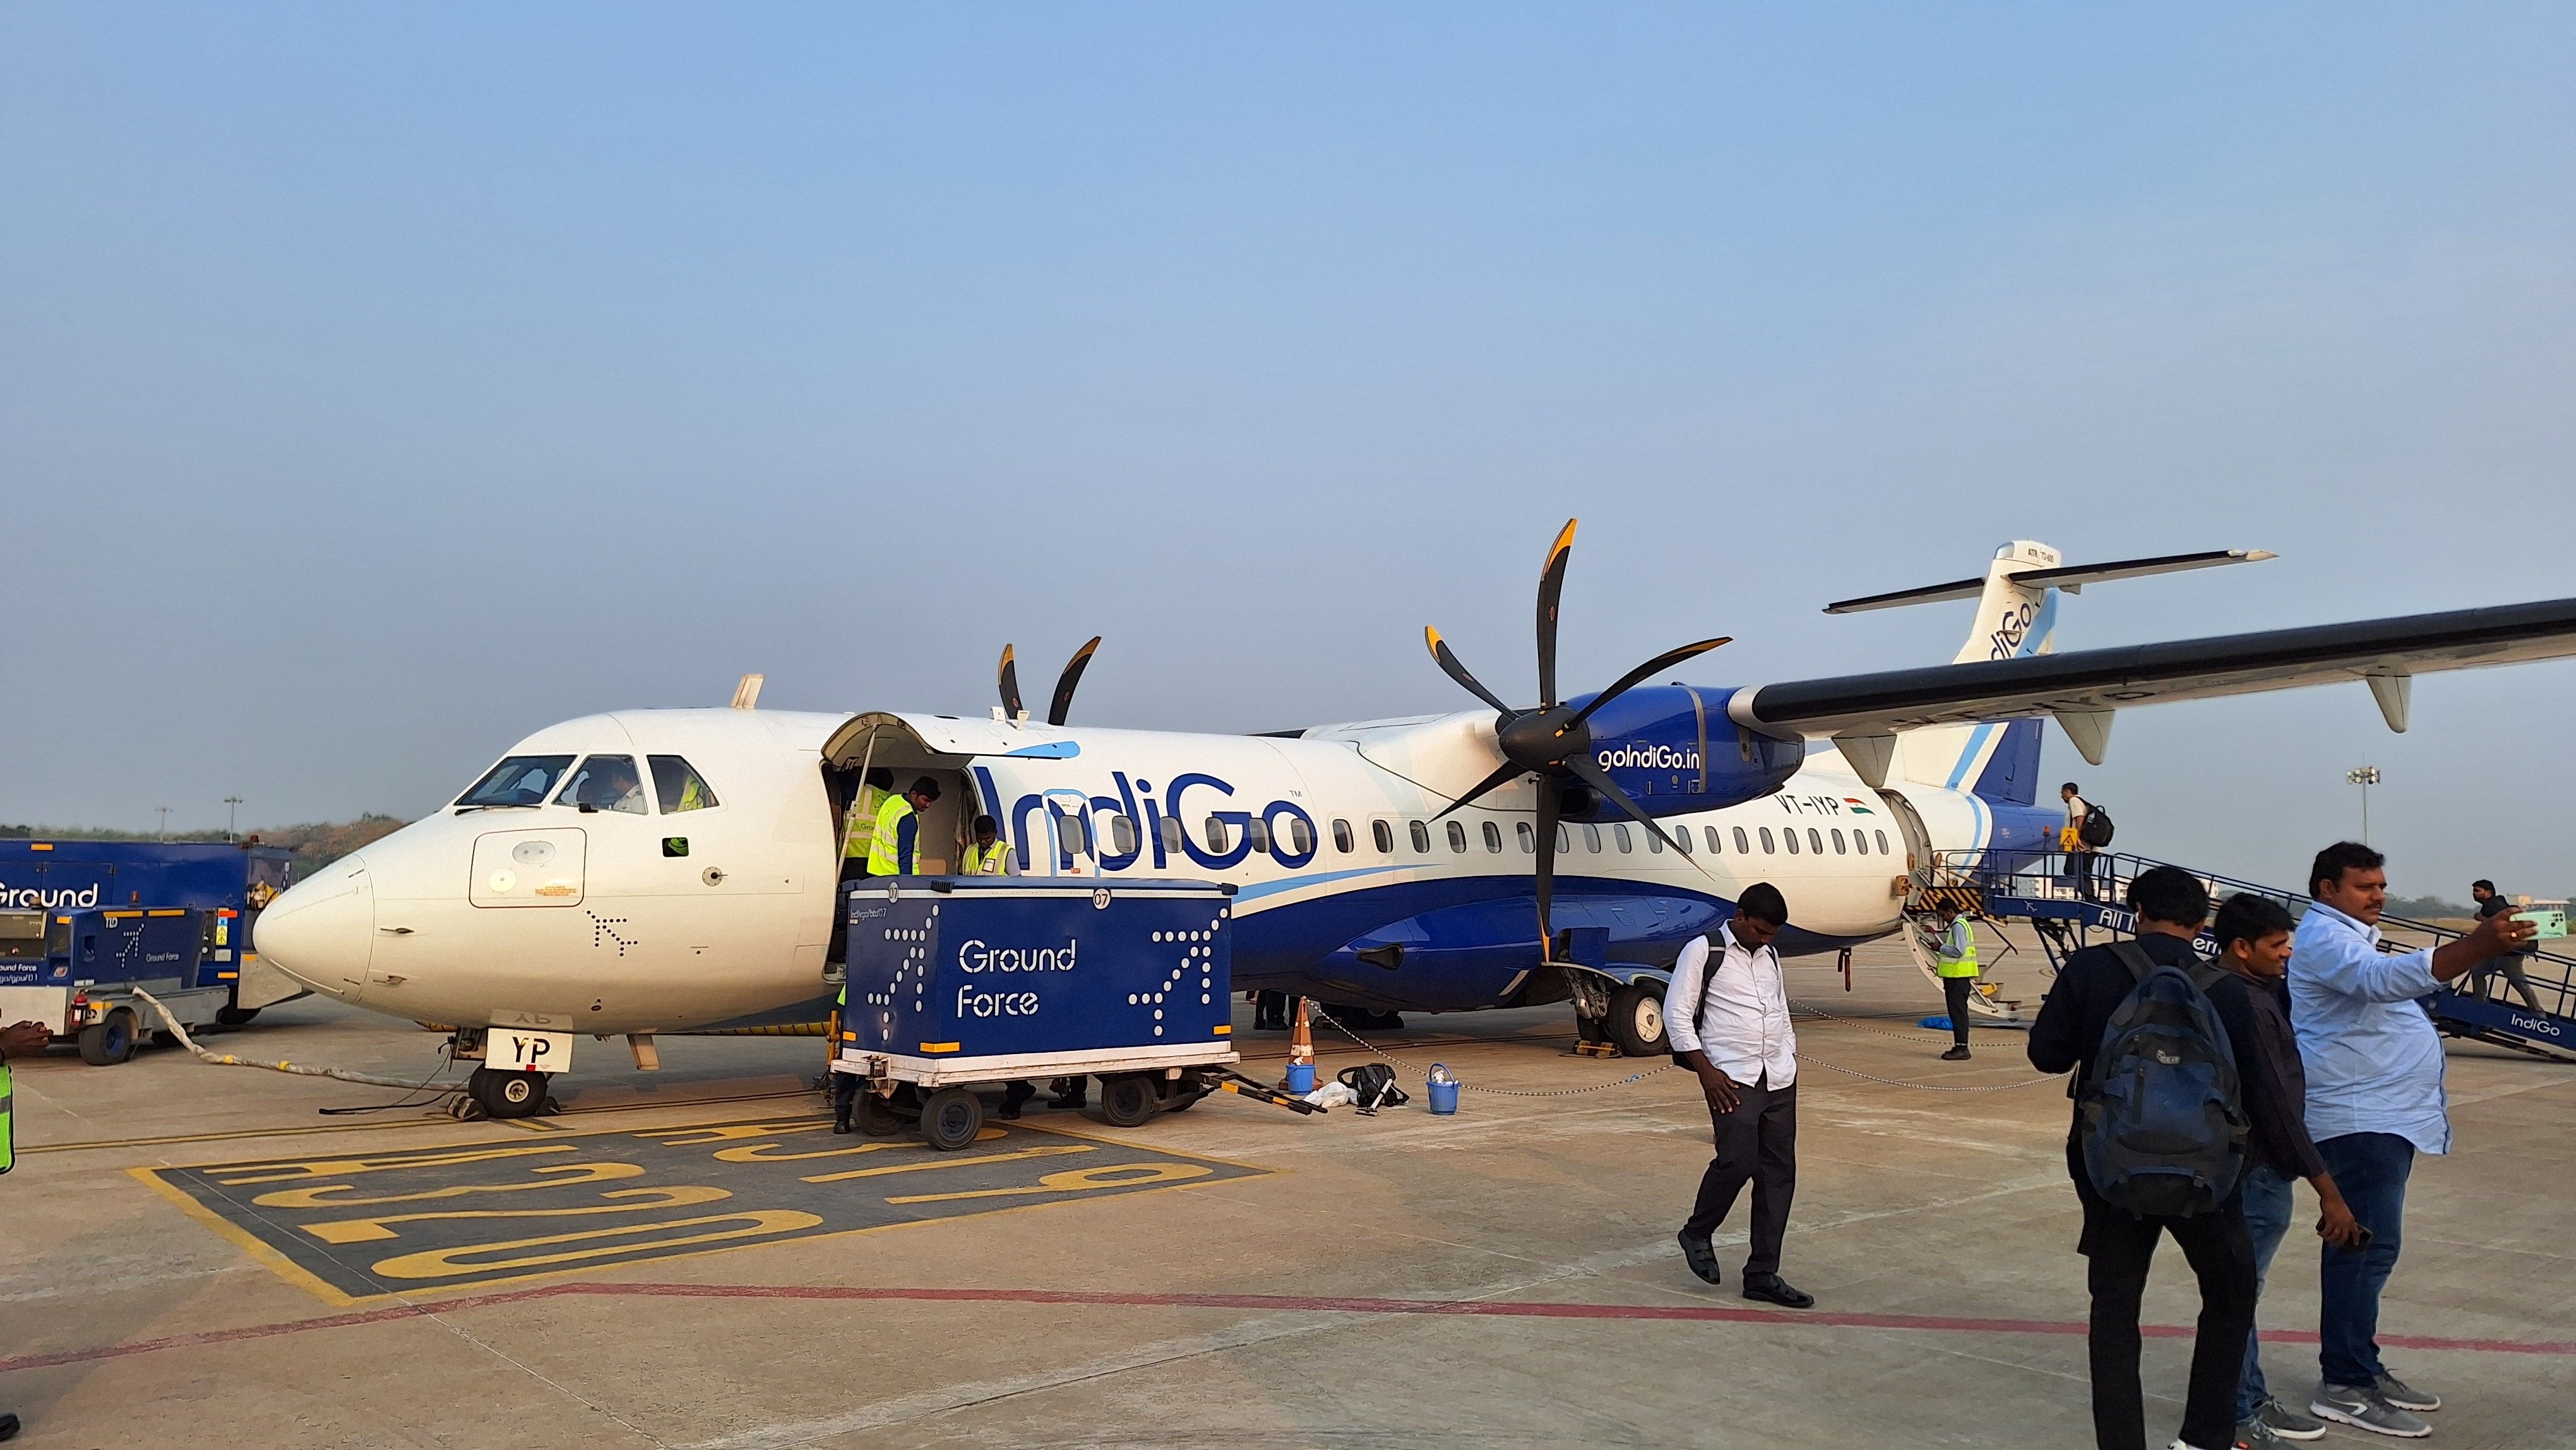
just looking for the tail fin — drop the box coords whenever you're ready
[1889,541,2063,804]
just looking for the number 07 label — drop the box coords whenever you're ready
[493,1029,573,1072]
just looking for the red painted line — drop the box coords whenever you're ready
[4,1281,2569,1375]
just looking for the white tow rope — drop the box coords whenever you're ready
[129,988,468,1096]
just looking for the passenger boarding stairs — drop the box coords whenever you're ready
[1905,849,2576,1062]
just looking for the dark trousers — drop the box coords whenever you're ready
[1682,1076,1796,1277]
[2467,954,2544,1012]
[2315,1131,2414,1387]
[2075,1182,2257,1450]
[2066,849,2101,901]
[1941,976,1976,1045]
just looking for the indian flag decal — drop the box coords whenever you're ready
[1842,798,1875,813]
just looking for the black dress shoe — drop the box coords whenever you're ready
[1941,1045,1972,1061]
[1740,1275,1815,1309]
[1,1410,21,1441]
[1676,1231,1722,1285]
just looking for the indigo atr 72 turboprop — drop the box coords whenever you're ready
[254,524,2576,1115]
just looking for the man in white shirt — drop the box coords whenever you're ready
[1662,882,1813,1309]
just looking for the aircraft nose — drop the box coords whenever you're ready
[255,858,375,1000]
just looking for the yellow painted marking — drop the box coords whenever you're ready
[302,1185,732,1244]
[799,1143,1091,1184]
[886,1161,1212,1204]
[636,1120,830,1147]
[369,1210,822,1281]
[129,1168,363,1307]
[253,1161,645,1211]
[714,1141,900,1164]
[919,1041,960,1054]
[213,1144,575,1187]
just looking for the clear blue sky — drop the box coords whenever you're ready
[6,4,2572,900]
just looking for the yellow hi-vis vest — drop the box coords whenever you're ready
[1935,918,1981,978]
[962,839,1012,875]
[844,786,888,860]
[866,795,918,877]
[0,1062,14,1175]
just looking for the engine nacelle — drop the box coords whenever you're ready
[1560,685,1803,817]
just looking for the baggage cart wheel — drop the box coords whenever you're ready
[1099,1074,1157,1129]
[78,1009,138,1066]
[470,1066,549,1119]
[857,1089,903,1137]
[919,1086,984,1151]
[1607,984,1667,1058]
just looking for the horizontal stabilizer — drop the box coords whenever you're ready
[1824,549,2275,614]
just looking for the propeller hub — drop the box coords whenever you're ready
[1497,707,1590,774]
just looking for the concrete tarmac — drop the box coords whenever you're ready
[3,934,2569,1448]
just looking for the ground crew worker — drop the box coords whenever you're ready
[1,1016,52,1442]
[1930,904,1979,1061]
[962,815,1013,875]
[864,776,941,878]
[841,769,896,884]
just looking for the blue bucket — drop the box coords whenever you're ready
[1285,1062,1316,1094]
[1428,1072,1460,1115]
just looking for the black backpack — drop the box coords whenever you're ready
[1337,1062,1410,1115]
[2080,804,2115,848]
[2077,942,2246,1217]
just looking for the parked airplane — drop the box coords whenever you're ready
[254,525,2576,1116]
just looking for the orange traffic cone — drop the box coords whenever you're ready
[1286,998,1317,1093]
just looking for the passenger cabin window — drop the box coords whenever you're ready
[1582,824,1602,853]
[1831,829,1846,854]
[1556,825,1571,853]
[1759,827,1775,853]
[1203,817,1229,853]
[1409,820,1431,853]
[1248,817,1272,853]
[1482,821,1503,853]
[1287,817,1316,856]
[1736,827,1752,854]
[1876,830,1890,854]
[1808,828,1823,854]
[1333,819,1355,853]
[554,755,648,814]
[458,754,576,808]
[648,756,720,813]
[1783,826,1799,854]
[1160,817,1185,854]
[1446,820,1468,853]
[1516,822,1534,853]
[1706,825,1723,854]
[1058,812,1093,857]
[1612,824,1633,853]
[1647,825,1665,854]
[1111,815,1139,857]
[1372,820,1394,854]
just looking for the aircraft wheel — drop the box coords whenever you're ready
[78,1009,139,1065]
[1607,985,1667,1058]
[215,1006,261,1027]
[1099,1074,1158,1129]
[918,1086,984,1151]
[856,1090,903,1137]
[470,1066,548,1119]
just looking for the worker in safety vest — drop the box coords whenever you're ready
[962,815,1013,876]
[0,1017,50,1441]
[841,768,897,884]
[1931,904,1981,1061]
[864,776,941,878]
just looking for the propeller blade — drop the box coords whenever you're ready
[998,645,1024,719]
[1046,636,1101,727]
[1563,756,1697,861]
[1563,637,1732,729]
[1533,779,1558,952]
[1535,518,1576,709]
[1431,762,1525,821]
[1425,626,1514,715]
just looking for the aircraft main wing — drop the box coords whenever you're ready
[1726,597,2576,760]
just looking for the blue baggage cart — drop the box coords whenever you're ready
[833,877,1310,1148]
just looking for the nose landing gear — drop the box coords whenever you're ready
[467,1065,552,1119]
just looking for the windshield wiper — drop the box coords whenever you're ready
[454,802,540,814]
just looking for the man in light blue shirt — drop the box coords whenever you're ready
[2287,841,2530,1438]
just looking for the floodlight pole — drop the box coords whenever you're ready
[2344,766,2381,844]
[155,805,170,841]
[224,795,245,842]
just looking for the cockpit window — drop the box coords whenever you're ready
[553,755,648,814]
[458,755,576,808]
[648,755,720,813]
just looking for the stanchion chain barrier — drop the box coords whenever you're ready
[1307,1005,1680,1098]
[1310,1002,2066,1098]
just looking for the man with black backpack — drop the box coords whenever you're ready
[2061,782,2111,902]
[2028,866,2311,1450]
